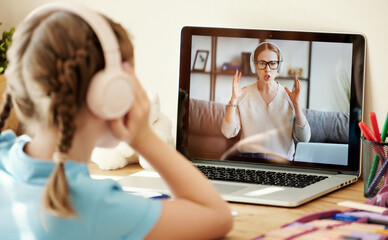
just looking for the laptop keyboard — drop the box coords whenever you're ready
[196,165,328,188]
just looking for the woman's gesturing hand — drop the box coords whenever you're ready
[231,70,247,103]
[285,75,301,107]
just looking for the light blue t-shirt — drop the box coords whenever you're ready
[0,130,162,240]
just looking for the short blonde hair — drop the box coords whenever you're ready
[0,10,133,217]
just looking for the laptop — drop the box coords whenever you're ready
[117,26,366,207]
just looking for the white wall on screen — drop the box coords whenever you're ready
[216,37,259,70]
[269,40,310,79]
[189,73,211,101]
[309,42,352,113]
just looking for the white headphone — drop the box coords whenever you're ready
[250,42,284,74]
[26,2,133,120]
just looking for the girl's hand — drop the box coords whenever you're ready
[231,70,246,103]
[285,75,301,107]
[108,62,152,149]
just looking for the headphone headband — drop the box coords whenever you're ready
[25,2,134,119]
[253,42,283,62]
[26,2,121,68]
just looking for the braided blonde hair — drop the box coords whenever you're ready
[1,10,133,217]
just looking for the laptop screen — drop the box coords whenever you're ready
[177,26,365,173]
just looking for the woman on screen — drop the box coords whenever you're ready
[221,42,310,160]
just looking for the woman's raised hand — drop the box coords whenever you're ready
[285,75,301,107]
[231,70,246,103]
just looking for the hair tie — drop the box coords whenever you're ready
[53,152,67,165]
[75,48,88,57]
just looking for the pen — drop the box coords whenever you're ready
[382,112,388,144]
[150,194,170,199]
[359,122,378,142]
[367,155,380,190]
[344,211,388,225]
[366,156,388,196]
[381,113,388,185]
[333,213,361,222]
[364,113,388,189]
[359,122,385,157]
[366,113,385,189]
[370,112,382,142]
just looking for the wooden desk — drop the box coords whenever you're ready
[88,162,368,240]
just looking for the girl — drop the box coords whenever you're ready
[0,3,232,240]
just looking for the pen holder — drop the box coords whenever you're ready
[362,137,388,198]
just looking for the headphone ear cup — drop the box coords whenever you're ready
[250,52,256,74]
[277,45,284,74]
[278,61,283,74]
[87,68,134,119]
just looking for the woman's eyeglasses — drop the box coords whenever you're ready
[253,60,279,70]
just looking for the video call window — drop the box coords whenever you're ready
[184,35,354,167]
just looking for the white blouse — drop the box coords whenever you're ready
[222,82,311,160]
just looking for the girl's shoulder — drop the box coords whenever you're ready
[0,130,19,162]
[0,129,17,143]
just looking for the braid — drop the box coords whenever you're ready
[43,48,89,217]
[43,155,75,217]
[0,93,13,132]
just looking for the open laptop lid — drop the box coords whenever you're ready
[177,26,365,175]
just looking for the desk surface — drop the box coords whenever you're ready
[88,162,368,240]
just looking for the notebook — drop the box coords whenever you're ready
[117,26,366,207]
